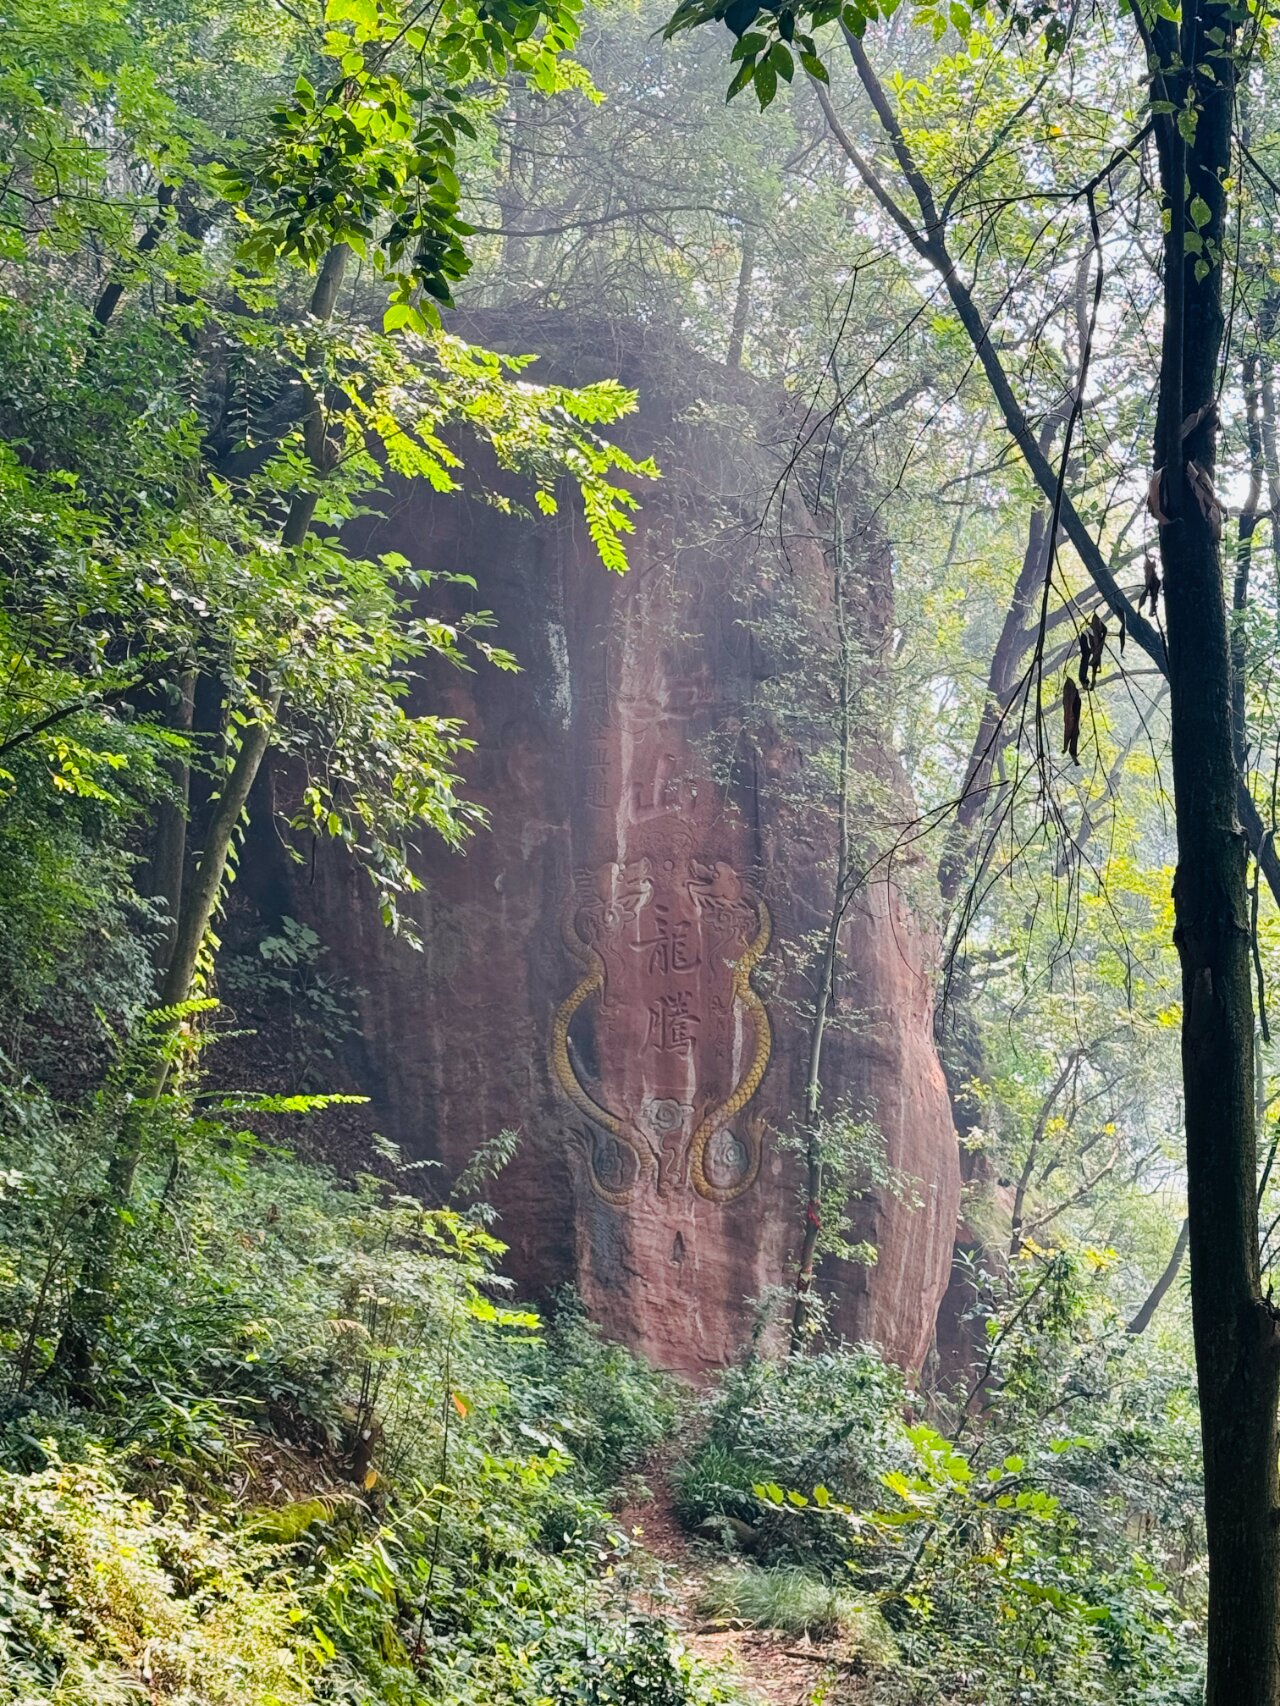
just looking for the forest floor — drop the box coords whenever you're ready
[613,1464,876,1706]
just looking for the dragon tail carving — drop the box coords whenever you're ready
[688,900,772,1204]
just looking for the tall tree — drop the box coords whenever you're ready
[662,0,1280,1694]
[1143,0,1280,1693]
[0,0,655,1396]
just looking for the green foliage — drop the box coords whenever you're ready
[0,0,1248,1698]
[219,0,594,314]
[519,1293,682,1493]
[0,1451,314,1705]
[537,1613,739,1705]
[0,0,657,980]
[699,1255,1206,1703]
[673,1347,909,1565]
[0,1077,732,1705]
[778,1106,915,1286]
[222,915,362,1090]
[850,1421,1202,1704]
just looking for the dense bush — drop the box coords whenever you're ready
[518,1291,682,1492]
[672,1345,909,1566]
[670,1256,1206,1706]
[0,1069,727,1705]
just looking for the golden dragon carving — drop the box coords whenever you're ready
[550,892,652,1206]
[550,886,772,1206]
[687,899,772,1204]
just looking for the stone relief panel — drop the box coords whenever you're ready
[550,823,772,1206]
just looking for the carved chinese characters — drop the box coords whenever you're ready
[551,830,772,1205]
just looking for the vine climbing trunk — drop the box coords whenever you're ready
[1147,5,1280,1699]
[149,666,196,973]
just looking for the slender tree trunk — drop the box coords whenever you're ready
[1008,1049,1083,1255]
[54,249,349,1399]
[149,666,196,973]
[819,45,1280,908]
[92,183,176,330]
[1148,8,1280,1697]
[791,452,855,1350]
[726,234,756,370]
[156,699,282,1016]
[823,23,1280,1688]
[1233,354,1264,772]
[1259,346,1280,589]
[1126,1218,1189,1336]
[938,497,1049,904]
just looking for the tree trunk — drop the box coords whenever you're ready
[1126,1218,1189,1336]
[820,29,1280,1683]
[938,497,1048,905]
[821,44,1280,910]
[1233,354,1264,773]
[726,234,756,370]
[1149,6,1280,1697]
[791,450,855,1350]
[149,666,196,973]
[53,248,349,1399]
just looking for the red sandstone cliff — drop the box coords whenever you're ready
[263,318,960,1377]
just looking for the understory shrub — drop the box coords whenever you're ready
[672,1257,1207,1706]
[0,1452,313,1705]
[512,1289,682,1492]
[0,1083,729,1706]
[673,1346,908,1567]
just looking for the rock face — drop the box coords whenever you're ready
[270,318,960,1377]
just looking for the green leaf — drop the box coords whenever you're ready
[727,57,757,99]
[382,301,425,333]
[731,29,767,58]
[753,59,778,106]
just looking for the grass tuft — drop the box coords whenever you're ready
[697,1562,898,1661]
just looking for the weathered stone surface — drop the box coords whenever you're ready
[267,318,960,1377]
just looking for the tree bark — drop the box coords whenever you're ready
[1233,354,1264,773]
[1147,4,1280,1696]
[1008,1048,1084,1255]
[938,496,1048,905]
[727,233,756,370]
[821,24,1280,1692]
[92,183,176,330]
